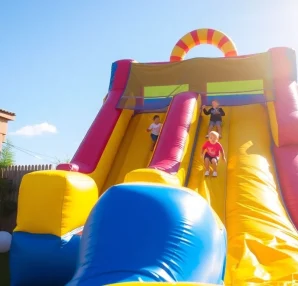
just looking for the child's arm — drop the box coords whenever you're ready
[147,124,152,132]
[201,142,207,157]
[202,105,211,115]
[219,108,225,116]
[220,146,227,162]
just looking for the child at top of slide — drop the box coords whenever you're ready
[202,100,225,138]
[201,131,226,177]
[147,115,163,151]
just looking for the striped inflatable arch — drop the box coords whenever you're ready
[170,28,238,61]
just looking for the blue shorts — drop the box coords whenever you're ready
[209,121,222,127]
[151,134,158,142]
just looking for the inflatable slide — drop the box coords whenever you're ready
[9,28,298,285]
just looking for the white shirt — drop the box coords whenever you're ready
[149,123,162,135]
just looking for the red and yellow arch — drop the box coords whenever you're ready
[170,28,238,61]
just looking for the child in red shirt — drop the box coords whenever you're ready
[201,131,226,177]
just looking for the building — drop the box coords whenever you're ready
[0,109,16,152]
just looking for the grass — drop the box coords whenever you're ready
[0,252,10,286]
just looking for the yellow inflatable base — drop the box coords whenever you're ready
[125,168,181,187]
[15,170,98,237]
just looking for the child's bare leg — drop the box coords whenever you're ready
[206,124,213,137]
[217,124,222,137]
[211,159,217,172]
[204,158,210,175]
[151,141,156,151]
[211,158,218,176]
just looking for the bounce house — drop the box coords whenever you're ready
[9,28,298,285]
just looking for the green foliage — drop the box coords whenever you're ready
[55,156,71,165]
[0,139,15,168]
[0,178,17,217]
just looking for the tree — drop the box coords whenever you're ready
[0,139,16,219]
[0,139,15,168]
[55,156,71,166]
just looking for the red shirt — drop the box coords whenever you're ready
[202,141,223,157]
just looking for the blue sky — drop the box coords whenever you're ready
[1,0,298,165]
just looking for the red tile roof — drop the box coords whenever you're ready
[0,109,16,116]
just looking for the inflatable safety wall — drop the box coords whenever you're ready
[267,48,298,229]
[67,183,226,285]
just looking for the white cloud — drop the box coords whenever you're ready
[10,122,57,136]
